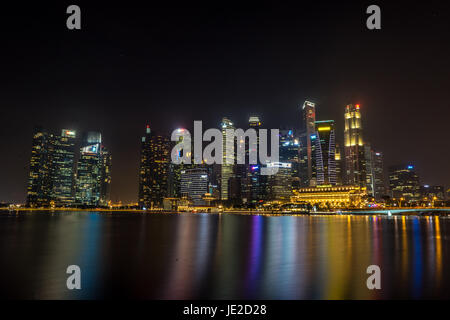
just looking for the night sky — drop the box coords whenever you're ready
[1,1,449,204]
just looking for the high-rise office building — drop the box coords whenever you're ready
[313,120,336,186]
[26,127,77,207]
[364,145,386,199]
[139,125,152,208]
[76,144,102,206]
[168,163,182,198]
[138,125,170,209]
[221,117,235,201]
[388,164,420,203]
[209,164,222,200]
[335,143,343,185]
[299,100,316,187]
[364,144,374,196]
[267,162,293,201]
[51,129,77,206]
[99,147,112,206]
[244,164,268,204]
[372,150,385,199]
[420,185,445,201]
[75,132,110,207]
[180,167,209,205]
[27,128,110,208]
[344,104,366,186]
[280,129,300,188]
[167,128,191,198]
[240,116,269,205]
[27,127,53,207]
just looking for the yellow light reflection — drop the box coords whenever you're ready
[435,217,442,287]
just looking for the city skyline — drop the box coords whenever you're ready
[1,2,449,203]
[2,2,450,305]
[20,100,447,208]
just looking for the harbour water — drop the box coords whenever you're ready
[0,211,449,299]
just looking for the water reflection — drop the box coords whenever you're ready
[244,215,263,298]
[0,212,449,299]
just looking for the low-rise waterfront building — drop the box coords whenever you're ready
[291,185,367,208]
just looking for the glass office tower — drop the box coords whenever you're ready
[51,129,77,206]
[138,125,170,209]
[75,132,111,207]
[299,100,316,187]
[27,127,77,207]
[221,117,235,201]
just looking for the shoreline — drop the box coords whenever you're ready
[1,207,450,216]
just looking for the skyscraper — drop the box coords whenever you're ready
[267,162,293,201]
[26,127,77,207]
[280,129,300,188]
[51,129,77,206]
[221,117,235,201]
[299,100,316,187]
[388,164,420,203]
[371,151,385,200]
[313,120,336,186]
[27,126,53,207]
[76,145,102,206]
[167,128,191,198]
[344,104,366,186]
[75,132,110,207]
[180,167,209,205]
[138,125,170,209]
[364,143,374,196]
[335,143,343,185]
[242,116,268,205]
[100,146,112,206]
[364,146,385,199]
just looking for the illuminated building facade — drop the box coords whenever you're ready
[26,126,53,207]
[100,147,112,206]
[138,125,170,209]
[267,162,292,201]
[220,117,235,200]
[26,127,77,207]
[388,164,420,203]
[280,129,300,188]
[241,164,268,205]
[138,125,153,208]
[372,150,385,199]
[299,100,316,187]
[76,145,102,206]
[75,132,111,206]
[364,144,374,197]
[248,116,261,128]
[344,104,366,186]
[167,128,191,198]
[363,144,385,199]
[51,129,77,206]
[420,185,445,201]
[180,167,209,205]
[313,120,336,186]
[335,143,343,185]
[291,185,367,208]
[242,116,268,204]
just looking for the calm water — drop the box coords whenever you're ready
[0,211,449,299]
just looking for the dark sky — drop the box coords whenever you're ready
[1,1,449,203]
